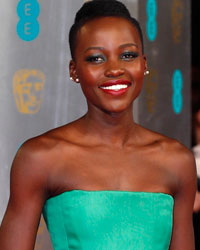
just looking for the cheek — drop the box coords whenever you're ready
[128,63,145,97]
[78,66,103,86]
[78,67,100,97]
[128,63,144,82]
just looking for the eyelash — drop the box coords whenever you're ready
[120,52,139,60]
[85,54,105,63]
[85,52,139,64]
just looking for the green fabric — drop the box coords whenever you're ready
[43,190,174,250]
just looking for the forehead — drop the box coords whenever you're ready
[76,16,142,52]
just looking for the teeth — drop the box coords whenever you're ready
[101,84,128,91]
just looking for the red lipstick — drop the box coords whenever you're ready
[99,79,131,96]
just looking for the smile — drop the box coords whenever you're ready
[100,84,128,91]
[99,80,131,95]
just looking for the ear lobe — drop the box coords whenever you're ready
[69,60,77,81]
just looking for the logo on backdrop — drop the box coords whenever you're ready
[146,0,157,42]
[17,0,40,41]
[171,0,184,44]
[172,69,183,114]
[13,69,45,114]
[145,68,158,113]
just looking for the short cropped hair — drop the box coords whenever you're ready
[69,0,144,59]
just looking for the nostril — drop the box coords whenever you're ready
[105,68,125,77]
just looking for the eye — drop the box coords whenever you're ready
[120,51,139,61]
[85,54,106,64]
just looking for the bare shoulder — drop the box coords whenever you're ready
[10,134,55,196]
[12,122,80,178]
[11,129,58,177]
[13,132,57,173]
[163,138,196,196]
[158,134,196,180]
[140,126,197,193]
[140,125,195,168]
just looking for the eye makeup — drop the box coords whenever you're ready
[84,50,139,64]
[120,51,139,60]
[85,54,106,64]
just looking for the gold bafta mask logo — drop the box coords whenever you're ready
[13,69,45,114]
[171,0,184,44]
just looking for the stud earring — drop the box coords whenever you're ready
[70,77,73,81]
[144,70,150,76]
[75,78,80,83]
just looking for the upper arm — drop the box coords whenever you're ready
[0,140,48,250]
[169,148,197,250]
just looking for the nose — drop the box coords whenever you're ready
[104,61,125,78]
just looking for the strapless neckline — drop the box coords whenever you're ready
[43,189,174,250]
[47,189,174,201]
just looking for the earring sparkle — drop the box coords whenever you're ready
[75,78,80,83]
[144,70,150,76]
[70,77,73,81]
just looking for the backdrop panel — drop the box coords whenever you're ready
[0,1,191,249]
[138,0,191,147]
[0,1,85,249]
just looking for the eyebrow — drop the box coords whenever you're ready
[119,43,138,49]
[84,43,138,53]
[84,46,105,53]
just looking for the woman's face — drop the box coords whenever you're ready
[70,16,147,113]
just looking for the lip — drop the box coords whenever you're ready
[99,79,131,96]
[99,79,131,87]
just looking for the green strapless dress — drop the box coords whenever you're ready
[43,190,174,250]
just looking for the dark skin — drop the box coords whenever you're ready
[0,17,196,250]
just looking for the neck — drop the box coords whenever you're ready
[80,104,137,147]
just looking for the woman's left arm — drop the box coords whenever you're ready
[169,149,197,250]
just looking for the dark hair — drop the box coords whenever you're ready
[69,0,144,60]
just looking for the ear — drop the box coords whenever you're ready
[143,54,148,72]
[69,60,78,82]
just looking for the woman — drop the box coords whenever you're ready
[0,0,196,249]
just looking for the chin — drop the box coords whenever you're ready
[101,102,133,114]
